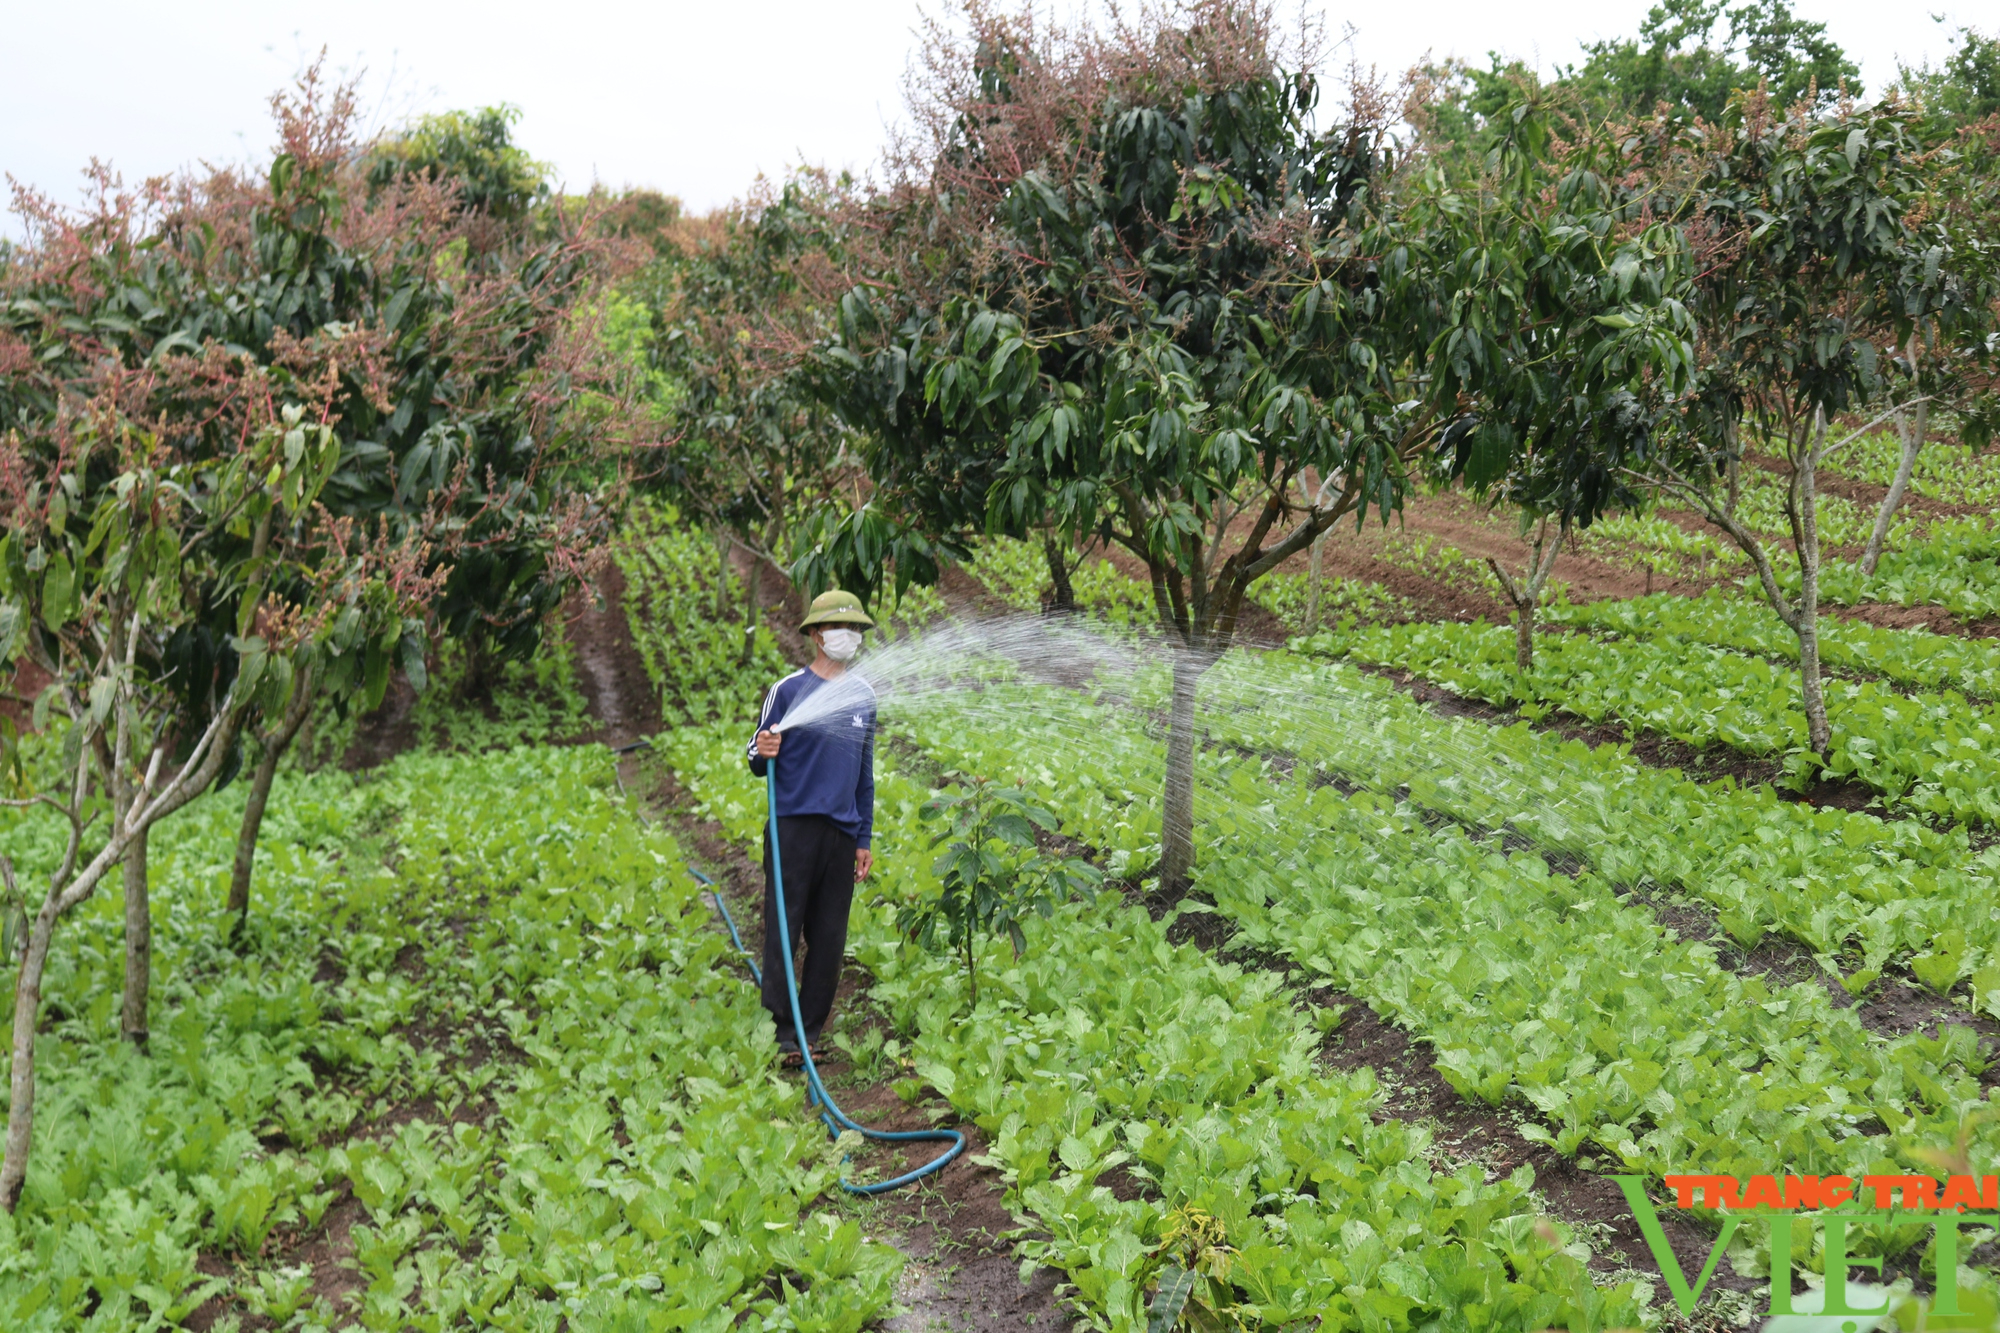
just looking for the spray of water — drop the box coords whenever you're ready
[767,617,1142,734]
[763,610,1628,890]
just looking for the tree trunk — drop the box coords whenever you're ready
[1042,533,1076,614]
[1485,521,1564,673]
[227,672,316,942]
[1796,416,1832,758]
[1157,650,1206,900]
[739,550,764,666]
[1797,603,1830,756]
[1307,530,1326,628]
[1,896,60,1210]
[227,742,285,941]
[714,531,733,619]
[120,827,150,1046]
[107,744,151,1048]
[1860,393,1928,577]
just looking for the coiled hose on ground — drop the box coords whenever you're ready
[678,758,966,1194]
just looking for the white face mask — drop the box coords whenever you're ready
[819,627,863,662]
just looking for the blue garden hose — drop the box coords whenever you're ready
[688,763,965,1195]
[692,865,761,987]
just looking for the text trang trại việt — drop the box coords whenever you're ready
[1612,1173,1998,1318]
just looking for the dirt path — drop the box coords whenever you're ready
[565,561,661,749]
[574,558,1076,1331]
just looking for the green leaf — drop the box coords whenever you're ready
[401,633,429,695]
[363,637,392,712]
[1148,1266,1196,1333]
[41,553,74,631]
[88,675,115,731]
[236,636,268,698]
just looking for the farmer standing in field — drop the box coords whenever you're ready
[748,589,877,1066]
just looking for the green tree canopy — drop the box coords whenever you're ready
[804,0,1447,894]
[366,104,549,224]
[1897,25,2000,120]
[1412,0,1863,167]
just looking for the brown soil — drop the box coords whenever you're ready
[1834,600,2000,641]
[1375,493,1678,600]
[182,1191,373,1331]
[936,562,1014,619]
[564,560,663,751]
[1793,456,1990,522]
[0,659,54,732]
[341,670,419,771]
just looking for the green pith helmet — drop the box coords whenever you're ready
[798,589,876,633]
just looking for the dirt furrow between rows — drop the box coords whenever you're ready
[573,561,1077,1331]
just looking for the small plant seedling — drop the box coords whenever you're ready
[830,1026,906,1084]
[900,776,1102,1009]
[241,1264,315,1322]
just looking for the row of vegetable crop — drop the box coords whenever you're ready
[888,665,2000,1251]
[1547,589,2000,699]
[0,744,901,1331]
[359,747,907,1331]
[694,504,2000,985]
[1295,617,2000,826]
[1798,516,2000,619]
[1188,646,2000,998]
[618,516,1655,1328]
[1836,431,2000,513]
[661,722,1642,1332]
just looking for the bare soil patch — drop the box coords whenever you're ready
[342,670,419,771]
[564,560,663,748]
[0,659,53,732]
[1834,601,2000,642]
[1801,459,1989,522]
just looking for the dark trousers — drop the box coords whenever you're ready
[761,815,856,1047]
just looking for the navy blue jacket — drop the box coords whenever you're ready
[747,669,876,847]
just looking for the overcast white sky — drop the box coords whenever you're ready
[0,1,1981,227]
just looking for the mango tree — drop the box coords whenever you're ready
[1427,100,1695,668]
[1856,110,2000,575]
[4,77,620,1006]
[636,184,859,659]
[1634,90,1982,758]
[215,95,616,937]
[808,0,1438,895]
[0,383,434,1206]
